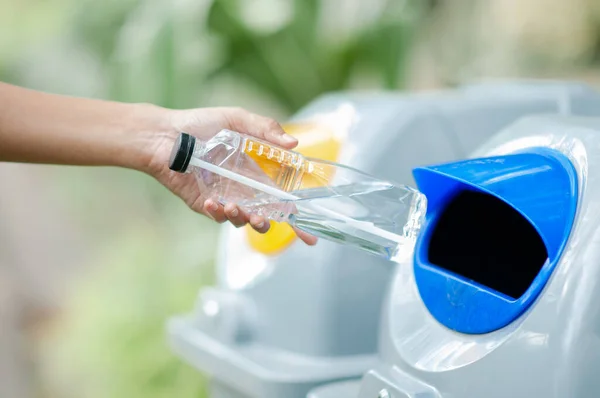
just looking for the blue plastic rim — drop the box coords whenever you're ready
[412,147,578,334]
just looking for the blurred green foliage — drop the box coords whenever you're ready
[5,0,428,112]
[205,0,419,111]
[39,221,217,398]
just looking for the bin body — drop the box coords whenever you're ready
[168,81,600,398]
[310,115,600,397]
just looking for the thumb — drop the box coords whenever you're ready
[225,108,298,149]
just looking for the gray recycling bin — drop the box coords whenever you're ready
[308,114,600,398]
[167,81,600,398]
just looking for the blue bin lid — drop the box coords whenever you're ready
[412,147,578,334]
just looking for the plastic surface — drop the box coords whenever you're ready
[306,379,361,398]
[168,315,378,398]
[371,115,600,398]
[412,147,578,334]
[173,128,426,262]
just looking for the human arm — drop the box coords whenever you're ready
[0,82,317,244]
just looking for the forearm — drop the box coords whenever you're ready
[0,82,172,171]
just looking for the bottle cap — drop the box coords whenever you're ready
[169,132,196,173]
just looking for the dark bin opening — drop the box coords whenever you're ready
[427,190,548,299]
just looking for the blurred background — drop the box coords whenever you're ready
[1,0,600,397]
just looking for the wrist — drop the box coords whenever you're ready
[123,103,178,174]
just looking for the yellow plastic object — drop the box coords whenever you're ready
[245,121,343,255]
[245,219,298,255]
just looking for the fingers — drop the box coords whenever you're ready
[204,200,315,247]
[249,214,270,233]
[226,108,298,149]
[293,227,318,246]
[224,202,247,228]
[204,199,270,233]
[204,199,227,223]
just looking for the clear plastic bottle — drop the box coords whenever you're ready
[168,130,426,262]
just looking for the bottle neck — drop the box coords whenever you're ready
[185,137,207,173]
[191,138,207,158]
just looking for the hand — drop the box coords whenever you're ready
[145,106,317,246]
[0,83,314,246]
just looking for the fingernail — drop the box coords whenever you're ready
[283,135,297,144]
[210,202,218,211]
[231,208,239,217]
[256,221,265,229]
